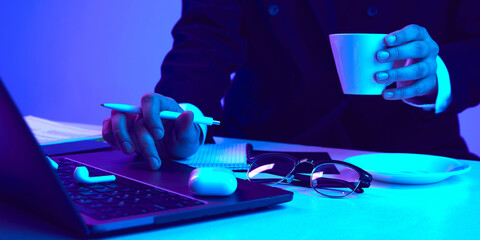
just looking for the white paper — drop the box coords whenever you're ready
[24,115,102,145]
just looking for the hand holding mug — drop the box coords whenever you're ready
[375,24,439,101]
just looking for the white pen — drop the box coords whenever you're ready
[101,103,220,126]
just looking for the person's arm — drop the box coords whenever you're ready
[373,0,480,114]
[155,0,246,119]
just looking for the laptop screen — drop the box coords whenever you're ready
[0,79,88,235]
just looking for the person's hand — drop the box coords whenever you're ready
[102,93,202,170]
[375,24,439,101]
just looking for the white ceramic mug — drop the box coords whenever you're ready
[329,33,391,95]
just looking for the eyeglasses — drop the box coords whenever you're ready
[247,153,372,198]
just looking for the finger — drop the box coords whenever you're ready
[382,75,437,100]
[141,93,182,140]
[134,118,162,170]
[128,115,141,153]
[162,111,202,159]
[375,59,436,84]
[175,111,200,145]
[102,117,121,150]
[377,40,435,62]
[384,24,429,47]
[111,110,135,154]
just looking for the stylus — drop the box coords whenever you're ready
[101,103,220,126]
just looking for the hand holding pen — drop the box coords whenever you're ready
[101,93,214,170]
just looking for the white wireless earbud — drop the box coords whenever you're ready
[46,156,58,170]
[73,166,116,184]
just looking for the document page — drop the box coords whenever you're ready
[24,115,102,145]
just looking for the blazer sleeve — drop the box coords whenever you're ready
[440,0,480,113]
[155,0,246,118]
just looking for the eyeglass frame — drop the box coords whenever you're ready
[247,153,373,198]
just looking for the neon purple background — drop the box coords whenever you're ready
[1,1,478,156]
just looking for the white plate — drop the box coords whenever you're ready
[344,153,471,184]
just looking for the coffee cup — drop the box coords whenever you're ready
[329,33,392,95]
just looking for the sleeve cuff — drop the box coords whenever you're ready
[402,56,452,114]
[178,103,207,145]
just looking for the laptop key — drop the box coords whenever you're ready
[78,190,98,196]
[74,198,94,205]
[107,190,121,196]
[124,189,142,195]
[125,197,142,204]
[71,194,88,200]
[113,201,132,208]
[86,202,106,209]
[95,187,115,193]
[86,184,104,189]
[77,187,90,192]
[90,193,110,200]
[65,183,81,189]
[115,194,130,200]
[101,197,120,204]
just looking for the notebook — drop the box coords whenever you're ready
[0,77,293,237]
[175,143,253,170]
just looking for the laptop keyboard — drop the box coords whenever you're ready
[55,158,205,220]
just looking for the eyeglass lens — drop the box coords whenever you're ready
[311,163,361,197]
[247,154,296,184]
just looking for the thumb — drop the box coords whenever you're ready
[175,111,200,144]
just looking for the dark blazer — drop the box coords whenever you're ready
[156,0,480,160]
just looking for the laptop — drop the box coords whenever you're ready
[0,78,293,237]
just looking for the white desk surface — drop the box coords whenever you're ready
[1,137,479,240]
